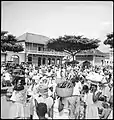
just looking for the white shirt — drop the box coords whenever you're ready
[32,75,40,83]
[4,72,11,81]
[73,81,82,95]
[27,84,39,96]
[56,69,61,78]
[53,98,69,119]
[29,72,34,78]
[25,69,28,74]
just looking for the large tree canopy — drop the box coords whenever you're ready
[1,31,24,52]
[104,32,113,48]
[46,35,101,60]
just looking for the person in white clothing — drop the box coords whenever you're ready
[9,76,27,119]
[3,70,12,86]
[53,96,70,119]
[29,70,34,84]
[84,83,100,119]
[72,79,82,96]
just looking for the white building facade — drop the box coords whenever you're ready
[2,33,66,66]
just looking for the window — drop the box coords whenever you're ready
[29,43,32,50]
[26,43,29,50]
[28,56,32,62]
[33,43,37,50]
[38,47,41,51]
[42,47,44,51]
[43,58,46,65]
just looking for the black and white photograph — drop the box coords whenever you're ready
[1,1,113,119]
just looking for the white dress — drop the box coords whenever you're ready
[85,91,99,119]
[108,110,113,119]
[9,88,27,118]
[102,84,110,101]
[53,98,69,119]
[4,72,11,81]
[72,81,82,96]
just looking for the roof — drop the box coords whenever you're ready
[103,53,110,59]
[76,49,106,57]
[17,32,50,45]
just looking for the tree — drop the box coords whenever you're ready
[104,32,113,48]
[46,35,101,61]
[1,31,24,52]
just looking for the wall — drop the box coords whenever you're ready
[75,55,106,66]
[25,42,44,51]
[75,55,93,64]
[94,56,105,66]
[6,51,25,64]
[32,55,62,66]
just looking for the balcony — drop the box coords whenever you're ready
[26,50,67,57]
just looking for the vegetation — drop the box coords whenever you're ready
[46,35,101,61]
[104,32,113,48]
[1,31,24,52]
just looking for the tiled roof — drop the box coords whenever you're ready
[76,49,106,57]
[17,32,50,44]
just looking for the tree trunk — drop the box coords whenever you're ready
[72,55,75,61]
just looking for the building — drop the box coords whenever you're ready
[4,32,66,66]
[103,49,113,66]
[1,51,7,63]
[75,49,106,66]
[2,32,112,67]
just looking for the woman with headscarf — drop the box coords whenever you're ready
[9,75,27,119]
[84,83,100,119]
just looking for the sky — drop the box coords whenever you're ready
[1,1,113,53]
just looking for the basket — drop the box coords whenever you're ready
[56,87,73,97]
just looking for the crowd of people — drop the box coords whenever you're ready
[1,61,113,119]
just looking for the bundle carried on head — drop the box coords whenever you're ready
[56,80,74,97]
[57,80,73,88]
